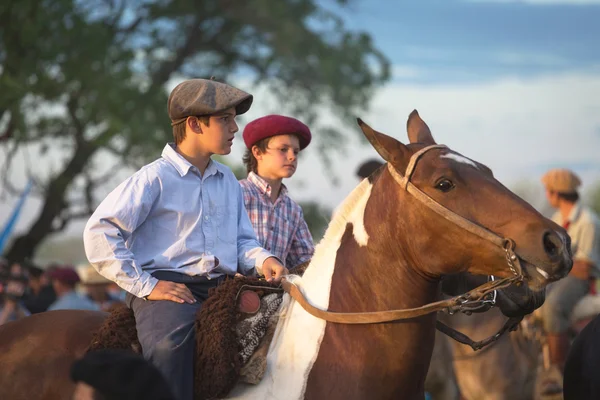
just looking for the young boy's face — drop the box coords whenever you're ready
[256,134,300,179]
[197,107,239,155]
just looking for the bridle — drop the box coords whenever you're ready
[278,144,529,350]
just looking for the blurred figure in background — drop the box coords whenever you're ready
[71,349,175,400]
[539,168,600,395]
[77,264,124,311]
[22,261,56,314]
[47,267,99,311]
[0,264,31,325]
[356,159,384,181]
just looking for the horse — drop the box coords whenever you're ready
[423,272,545,400]
[436,282,600,400]
[438,306,539,400]
[0,110,572,400]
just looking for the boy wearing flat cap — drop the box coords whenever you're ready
[83,79,286,400]
[539,168,600,395]
[239,115,315,270]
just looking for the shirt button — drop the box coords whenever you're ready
[270,226,274,231]
[206,251,212,255]
[204,216,209,221]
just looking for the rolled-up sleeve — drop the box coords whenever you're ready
[234,184,276,276]
[83,171,159,298]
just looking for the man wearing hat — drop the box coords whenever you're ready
[83,79,286,400]
[78,264,124,311]
[540,168,600,395]
[239,115,314,269]
[47,267,100,311]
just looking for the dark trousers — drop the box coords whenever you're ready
[126,272,225,400]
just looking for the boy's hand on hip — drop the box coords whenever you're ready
[262,257,288,283]
[146,280,196,304]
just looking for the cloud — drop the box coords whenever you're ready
[2,69,600,240]
[281,68,600,210]
[466,0,600,4]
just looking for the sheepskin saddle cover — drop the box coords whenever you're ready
[87,277,283,400]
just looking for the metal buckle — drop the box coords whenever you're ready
[503,239,521,278]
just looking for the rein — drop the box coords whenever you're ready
[259,145,531,349]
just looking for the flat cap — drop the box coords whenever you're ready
[243,115,312,150]
[168,78,253,126]
[541,168,581,194]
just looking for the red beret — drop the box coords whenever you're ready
[48,267,80,285]
[243,115,312,150]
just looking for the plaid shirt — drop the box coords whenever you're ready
[239,172,314,268]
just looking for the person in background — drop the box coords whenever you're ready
[77,264,123,311]
[22,262,56,314]
[47,267,100,311]
[71,349,175,400]
[356,159,384,181]
[539,168,600,395]
[0,269,31,325]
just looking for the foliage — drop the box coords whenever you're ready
[0,0,389,260]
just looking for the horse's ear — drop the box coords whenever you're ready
[357,118,410,169]
[407,110,436,145]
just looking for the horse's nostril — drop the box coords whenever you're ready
[543,230,562,257]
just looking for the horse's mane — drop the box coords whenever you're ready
[317,177,373,249]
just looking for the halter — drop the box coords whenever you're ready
[281,144,529,350]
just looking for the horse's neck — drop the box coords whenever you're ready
[246,179,441,400]
[301,225,441,399]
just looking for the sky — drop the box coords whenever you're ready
[1,0,600,253]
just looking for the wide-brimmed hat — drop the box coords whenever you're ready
[77,264,110,285]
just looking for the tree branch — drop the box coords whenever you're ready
[150,17,204,86]
[0,113,14,142]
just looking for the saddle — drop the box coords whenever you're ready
[87,276,285,400]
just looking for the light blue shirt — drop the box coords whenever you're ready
[83,144,273,298]
[48,292,100,311]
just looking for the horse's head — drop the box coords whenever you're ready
[358,110,572,291]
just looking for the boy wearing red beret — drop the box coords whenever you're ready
[240,115,315,270]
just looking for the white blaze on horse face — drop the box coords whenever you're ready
[227,180,374,400]
[441,153,479,169]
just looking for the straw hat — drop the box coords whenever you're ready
[77,264,111,285]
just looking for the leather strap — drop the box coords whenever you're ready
[435,316,523,351]
[281,276,518,324]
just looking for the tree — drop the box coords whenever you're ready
[0,0,389,261]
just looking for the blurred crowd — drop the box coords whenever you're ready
[0,258,126,326]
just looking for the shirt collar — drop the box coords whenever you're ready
[247,172,287,198]
[162,143,223,178]
[566,201,582,223]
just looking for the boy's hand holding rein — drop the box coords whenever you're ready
[260,257,288,283]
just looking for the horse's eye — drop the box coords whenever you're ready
[435,179,454,193]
